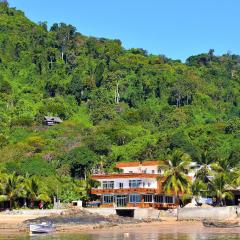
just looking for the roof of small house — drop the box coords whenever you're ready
[227,186,240,191]
[44,116,63,123]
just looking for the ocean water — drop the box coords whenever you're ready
[1,232,240,240]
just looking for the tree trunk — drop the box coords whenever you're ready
[9,198,13,210]
[50,59,53,70]
[61,45,64,60]
[23,198,27,208]
[30,198,35,209]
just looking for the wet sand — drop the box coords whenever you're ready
[0,214,36,230]
[55,217,240,235]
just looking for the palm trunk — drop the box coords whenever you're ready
[9,198,13,210]
[30,198,35,209]
[23,198,27,208]
[176,192,180,207]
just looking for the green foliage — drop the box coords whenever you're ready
[210,173,234,206]
[25,176,51,205]
[5,157,56,177]
[0,4,239,208]
[159,150,192,196]
[58,177,88,202]
[0,172,25,209]
[225,118,240,135]
[59,146,98,178]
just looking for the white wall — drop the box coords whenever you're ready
[178,206,240,221]
[97,177,158,189]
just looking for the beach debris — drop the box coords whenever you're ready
[203,219,240,228]
[184,202,213,208]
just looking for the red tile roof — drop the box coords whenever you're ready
[116,161,159,168]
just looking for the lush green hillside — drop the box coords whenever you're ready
[0,2,239,205]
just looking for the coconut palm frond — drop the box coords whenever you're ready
[37,193,51,203]
[222,191,234,200]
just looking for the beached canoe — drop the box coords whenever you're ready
[29,222,54,234]
[203,220,239,228]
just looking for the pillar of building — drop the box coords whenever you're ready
[141,194,144,207]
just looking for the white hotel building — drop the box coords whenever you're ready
[91,161,180,209]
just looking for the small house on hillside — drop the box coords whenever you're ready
[44,116,63,126]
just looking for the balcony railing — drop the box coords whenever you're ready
[91,188,159,195]
[91,173,161,179]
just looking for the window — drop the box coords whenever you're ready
[129,180,142,188]
[154,195,164,203]
[129,194,141,203]
[103,195,114,203]
[102,181,114,189]
[147,182,151,187]
[143,194,153,203]
[129,171,133,173]
[119,182,123,189]
[152,170,155,174]
[165,196,174,203]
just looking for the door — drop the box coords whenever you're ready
[115,195,127,207]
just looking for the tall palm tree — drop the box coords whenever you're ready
[158,150,192,202]
[0,172,25,209]
[211,172,234,206]
[24,176,51,208]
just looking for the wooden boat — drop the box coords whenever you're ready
[29,222,54,234]
[203,220,240,228]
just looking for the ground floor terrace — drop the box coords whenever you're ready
[92,193,178,209]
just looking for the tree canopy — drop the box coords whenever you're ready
[0,3,239,207]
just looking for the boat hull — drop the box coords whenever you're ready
[30,224,54,234]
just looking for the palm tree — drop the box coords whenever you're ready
[0,171,5,190]
[158,150,192,203]
[211,172,234,206]
[0,171,7,202]
[191,179,208,199]
[194,152,239,198]
[24,176,51,208]
[0,172,25,209]
[194,150,216,183]
[212,156,239,174]
[233,167,240,187]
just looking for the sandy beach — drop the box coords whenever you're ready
[0,213,239,236]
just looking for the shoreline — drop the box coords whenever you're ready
[55,220,240,235]
[0,214,239,236]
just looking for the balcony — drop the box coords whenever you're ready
[91,188,158,195]
[91,173,161,179]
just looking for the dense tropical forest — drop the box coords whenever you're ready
[0,2,239,208]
